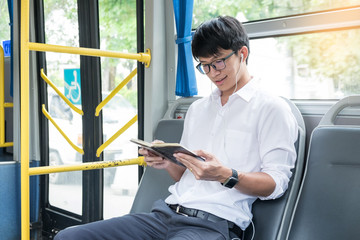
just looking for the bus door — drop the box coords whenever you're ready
[38,0,142,236]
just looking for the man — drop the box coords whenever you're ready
[55,16,298,240]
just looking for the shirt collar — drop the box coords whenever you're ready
[233,79,257,102]
[210,79,257,103]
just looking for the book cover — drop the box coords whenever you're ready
[130,138,204,166]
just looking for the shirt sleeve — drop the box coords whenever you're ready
[257,99,298,200]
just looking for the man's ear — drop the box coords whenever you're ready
[238,46,249,63]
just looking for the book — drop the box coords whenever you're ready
[130,138,205,167]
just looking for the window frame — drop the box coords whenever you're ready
[243,6,360,39]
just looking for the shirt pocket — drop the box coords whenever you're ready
[224,129,254,168]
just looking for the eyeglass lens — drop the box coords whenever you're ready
[200,60,226,74]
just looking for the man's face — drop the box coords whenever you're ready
[198,48,243,96]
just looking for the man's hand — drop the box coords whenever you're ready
[138,140,172,169]
[139,140,186,181]
[174,150,231,182]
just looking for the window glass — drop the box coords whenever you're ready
[195,28,360,99]
[249,29,360,99]
[44,0,79,46]
[44,0,82,215]
[0,1,10,42]
[193,0,360,26]
[99,0,139,219]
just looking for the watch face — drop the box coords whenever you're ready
[225,177,238,188]
[222,169,239,188]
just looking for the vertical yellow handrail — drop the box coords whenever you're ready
[20,0,30,239]
[0,46,13,147]
[0,46,4,146]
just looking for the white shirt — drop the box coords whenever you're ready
[165,80,298,229]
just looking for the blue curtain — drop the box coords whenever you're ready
[173,0,197,97]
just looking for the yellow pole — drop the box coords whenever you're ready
[29,157,146,176]
[0,46,5,145]
[42,105,84,154]
[95,68,137,116]
[40,69,83,116]
[0,46,14,147]
[96,115,137,157]
[28,42,151,67]
[20,0,30,239]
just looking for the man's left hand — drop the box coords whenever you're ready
[173,150,231,183]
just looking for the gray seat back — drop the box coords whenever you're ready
[287,95,360,240]
[130,119,184,213]
[244,97,306,240]
[130,97,306,240]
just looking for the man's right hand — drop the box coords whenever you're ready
[139,140,186,181]
[138,140,172,169]
[139,147,172,169]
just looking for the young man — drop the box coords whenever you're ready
[55,16,298,240]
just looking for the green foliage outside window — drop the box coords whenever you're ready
[0,1,10,43]
[40,0,360,98]
[193,0,360,97]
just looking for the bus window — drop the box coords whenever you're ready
[193,1,360,99]
[0,1,12,161]
[195,28,360,99]
[44,0,83,215]
[248,29,360,99]
[98,0,139,219]
[193,0,360,26]
[0,1,10,42]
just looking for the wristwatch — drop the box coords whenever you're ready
[222,168,239,188]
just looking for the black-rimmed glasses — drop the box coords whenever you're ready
[196,51,236,74]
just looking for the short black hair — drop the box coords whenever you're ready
[192,16,249,62]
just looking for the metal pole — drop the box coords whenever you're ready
[20,0,30,239]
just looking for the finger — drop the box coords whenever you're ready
[144,156,163,163]
[174,153,198,172]
[174,153,194,164]
[138,148,149,155]
[194,149,212,159]
[139,148,161,158]
[176,152,206,169]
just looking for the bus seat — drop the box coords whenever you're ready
[287,95,360,240]
[129,119,184,214]
[130,97,306,240]
[243,97,306,240]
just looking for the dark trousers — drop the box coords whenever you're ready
[54,200,240,240]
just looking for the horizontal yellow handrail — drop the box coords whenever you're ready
[0,46,14,147]
[29,157,146,176]
[4,103,13,108]
[29,42,151,68]
[96,115,137,157]
[0,142,13,147]
[96,68,137,116]
[40,68,83,116]
[42,104,84,155]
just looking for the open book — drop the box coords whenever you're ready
[130,138,205,167]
